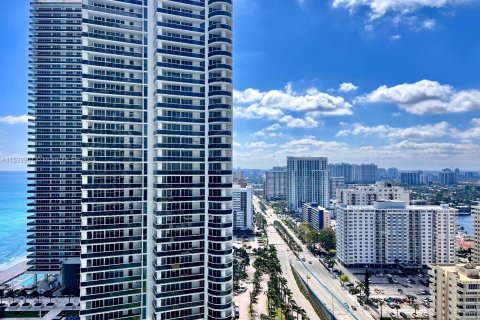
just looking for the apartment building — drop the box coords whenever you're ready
[336,181,410,205]
[287,157,329,212]
[264,169,286,201]
[29,0,234,319]
[302,203,331,232]
[233,185,253,232]
[473,205,480,263]
[430,264,480,320]
[336,201,457,268]
[328,176,345,200]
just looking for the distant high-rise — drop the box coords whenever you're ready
[287,157,329,212]
[264,169,286,201]
[329,162,378,184]
[233,185,253,232]
[329,162,353,183]
[328,176,345,200]
[473,205,480,263]
[29,0,234,319]
[386,167,399,179]
[439,168,457,185]
[400,171,422,185]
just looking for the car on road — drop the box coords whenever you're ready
[308,260,312,264]
[301,258,306,262]
[351,305,357,311]
[398,288,403,294]
[422,313,429,318]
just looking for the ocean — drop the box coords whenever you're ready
[0,171,28,270]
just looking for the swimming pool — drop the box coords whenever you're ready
[6,273,44,288]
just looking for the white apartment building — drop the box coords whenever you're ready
[233,185,253,232]
[264,169,286,201]
[336,181,410,205]
[287,157,329,212]
[302,203,331,231]
[430,264,480,320]
[337,201,457,268]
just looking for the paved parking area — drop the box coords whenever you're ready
[334,265,433,319]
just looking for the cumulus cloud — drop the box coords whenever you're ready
[358,80,480,115]
[336,121,450,140]
[339,82,359,92]
[0,115,30,124]
[332,0,468,20]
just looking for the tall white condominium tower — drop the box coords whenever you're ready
[264,169,286,201]
[287,157,329,212]
[28,0,83,288]
[30,0,234,319]
[232,185,253,231]
[336,201,457,268]
[336,181,410,206]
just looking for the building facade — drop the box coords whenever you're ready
[232,185,253,232]
[336,201,457,268]
[473,205,480,264]
[28,0,83,288]
[430,264,480,320]
[400,171,422,185]
[336,181,410,206]
[29,0,234,319]
[264,169,286,201]
[328,176,345,200]
[302,203,330,231]
[440,169,457,185]
[287,157,329,212]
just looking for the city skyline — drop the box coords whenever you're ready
[2,1,480,170]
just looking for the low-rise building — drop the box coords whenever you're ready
[302,203,331,231]
[336,181,410,205]
[233,185,253,232]
[337,201,457,268]
[430,264,480,320]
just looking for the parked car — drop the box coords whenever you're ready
[351,305,357,311]
[400,312,408,318]
[389,312,396,318]
[398,288,403,294]
[388,302,396,309]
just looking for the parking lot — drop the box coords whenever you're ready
[334,265,434,319]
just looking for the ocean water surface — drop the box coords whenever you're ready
[0,171,28,270]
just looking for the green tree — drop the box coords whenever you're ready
[317,228,336,251]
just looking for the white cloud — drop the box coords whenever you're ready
[234,84,353,120]
[336,121,449,140]
[390,34,402,40]
[422,19,436,29]
[279,115,319,128]
[359,79,480,115]
[0,115,30,124]
[339,82,359,92]
[332,0,468,20]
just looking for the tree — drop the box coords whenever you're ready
[31,290,40,305]
[364,267,371,302]
[395,304,401,319]
[6,289,17,305]
[379,300,384,319]
[0,289,4,305]
[340,274,349,286]
[412,303,419,316]
[17,289,27,305]
[43,289,53,305]
[317,228,336,251]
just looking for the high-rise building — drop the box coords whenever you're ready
[28,0,83,289]
[400,171,422,185]
[233,185,253,232]
[430,264,480,320]
[336,181,410,206]
[473,205,480,263]
[328,163,353,183]
[439,168,457,185]
[29,0,234,319]
[336,201,457,268]
[328,176,345,200]
[264,169,286,201]
[287,157,329,212]
[329,162,378,183]
[386,167,399,179]
[302,203,331,231]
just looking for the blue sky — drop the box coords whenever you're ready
[1,1,480,170]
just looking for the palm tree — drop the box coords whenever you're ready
[0,289,5,305]
[394,304,401,319]
[379,300,384,319]
[17,289,27,305]
[298,308,307,320]
[31,290,40,305]
[7,289,17,305]
[43,289,53,306]
[412,303,419,317]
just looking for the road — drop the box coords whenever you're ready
[254,196,375,320]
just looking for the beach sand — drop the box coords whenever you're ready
[0,259,27,284]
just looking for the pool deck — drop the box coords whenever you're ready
[0,260,28,285]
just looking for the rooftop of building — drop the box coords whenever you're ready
[338,201,454,211]
[432,264,480,282]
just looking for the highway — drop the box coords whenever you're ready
[254,196,375,320]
